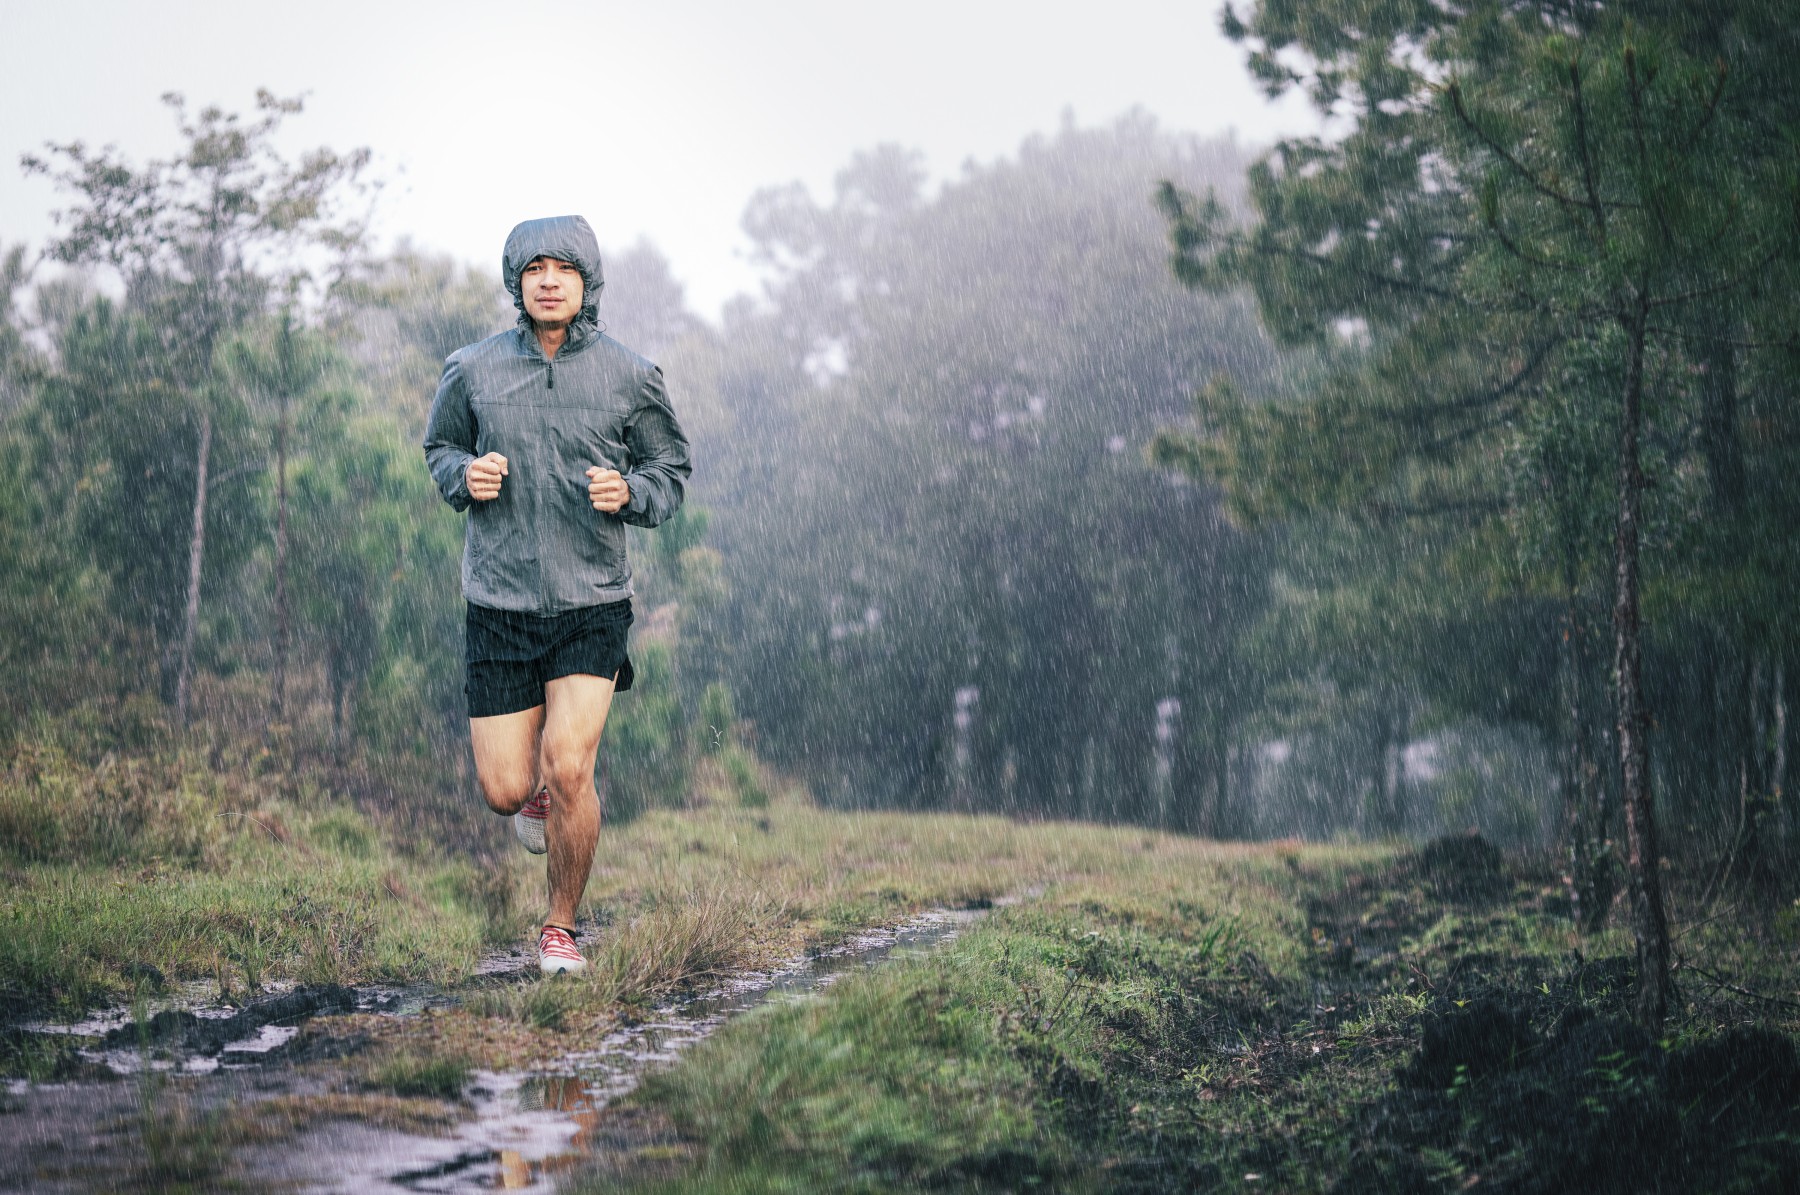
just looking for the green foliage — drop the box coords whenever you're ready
[20,93,371,722]
[696,682,737,755]
[1156,0,1800,859]
[35,301,265,680]
[719,744,771,809]
[0,422,115,730]
[605,641,690,820]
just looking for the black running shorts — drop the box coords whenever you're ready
[464,600,635,719]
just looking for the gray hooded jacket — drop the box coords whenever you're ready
[424,215,691,614]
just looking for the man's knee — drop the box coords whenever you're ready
[540,746,595,803]
[479,772,536,816]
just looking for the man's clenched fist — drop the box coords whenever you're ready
[466,452,509,501]
[586,466,631,514]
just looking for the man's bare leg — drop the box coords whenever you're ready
[539,673,616,931]
[470,705,548,815]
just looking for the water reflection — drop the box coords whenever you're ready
[459,910,982,1190]
[498,1076,599,1188]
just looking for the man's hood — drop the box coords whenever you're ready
[503,215,604,332]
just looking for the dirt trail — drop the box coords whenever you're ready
[0,910,982,1193]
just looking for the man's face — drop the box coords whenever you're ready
[520,256,585,329]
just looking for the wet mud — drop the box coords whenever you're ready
[1301,837,1800,1195]
[1337,1007,1800,1195]
[0,909,982,1193]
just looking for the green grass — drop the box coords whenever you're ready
[13,716,1798,1193]
[0,735,506,1022]
[581,882,1331,1193]
[567,839,1800,1194]
[639,947,1050,1192]
[568,795,1350,962]
[366,1049,472,1100]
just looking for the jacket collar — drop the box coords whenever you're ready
[516,316,600,362]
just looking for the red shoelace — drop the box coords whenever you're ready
[540,924,583,965]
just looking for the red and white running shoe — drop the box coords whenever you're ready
[538,924,586,975]
[514,787,549,854]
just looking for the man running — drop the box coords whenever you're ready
[424,215,691,975]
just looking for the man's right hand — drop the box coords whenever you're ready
[466,452,509,501]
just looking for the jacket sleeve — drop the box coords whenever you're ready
[423,356,476,512]
[621,365,691,528]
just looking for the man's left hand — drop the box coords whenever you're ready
[586,466,631,514]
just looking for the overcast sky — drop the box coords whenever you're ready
[1,0,1314,320]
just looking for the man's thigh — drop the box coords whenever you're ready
[470,705,547,807]
[540,673,618,777]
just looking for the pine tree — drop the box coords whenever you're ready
[1162,1,1800,1029]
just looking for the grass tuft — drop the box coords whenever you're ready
[586,887,769,1005]
[365,1050,472,1100]
[473,887,772,1035]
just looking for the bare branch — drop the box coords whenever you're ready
[1485,208,1582,273]
[1567,56,1610,240]
[1624,47,1678,250]
[1644,323,1800,350]
[1261,240,1473,306]
[1677,961,1800,1014]
[1448,81,1585,218]
[1677,59,1730,156]
[1394,338,1559,421]
[1367,495,1511,523]
[207,459,266,492]
[1420,412,1519,455]
[1646,247,1782,310]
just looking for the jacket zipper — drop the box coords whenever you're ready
[547,359,555,390]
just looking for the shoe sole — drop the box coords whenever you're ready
[539,957,586,975]
[515,812,547,854]
[514,789,549,854]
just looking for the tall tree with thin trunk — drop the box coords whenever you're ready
[24,91,368,731]
[271,306,294,721]
[173,408,212,729]
[1161,3,1799,1028]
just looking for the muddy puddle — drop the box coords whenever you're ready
[1,908,984,1192]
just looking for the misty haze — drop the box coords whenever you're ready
[2,3,1797,1192]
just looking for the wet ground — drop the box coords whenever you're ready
[0,909,983,1192]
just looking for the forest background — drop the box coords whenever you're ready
[1,0,1796,1010]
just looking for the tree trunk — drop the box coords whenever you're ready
[1386,704,1408,832]
[1368,697,1404,835]
[1775,657,1789,844]
[1579,608,1619,931]
[1612,298,1672,1031]
[1698,320,1745,515]
[1713,644,1736,850]
[174,409,213,733]
[1563,589,1600,929]
[271,311,292,721]
[1208,709,1231,839]
[329,639,347,761]
[1747,656,1770,865]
